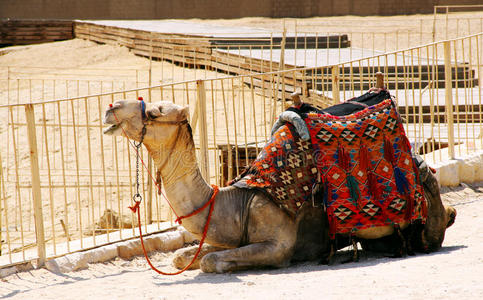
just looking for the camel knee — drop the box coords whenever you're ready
[173,249,200,270]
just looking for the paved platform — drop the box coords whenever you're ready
[218,47,449,68]
[82,20,349,48]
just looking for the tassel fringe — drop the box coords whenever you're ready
[359,146,369,171]
[337,144,351,170]
[346,175,360,208]
[401,134,412,153]
[405,195,414,220]
[394,166,410,195]
[384,136,395,164]
[368,171,380,200]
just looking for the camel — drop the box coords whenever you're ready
[103,99,455,273]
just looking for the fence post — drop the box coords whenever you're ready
[196,80,210,181]
[0,151,3,254]
[146,90,153,224]
[25,104,46,266]
[331,66,340,104]
[443,41,455,159]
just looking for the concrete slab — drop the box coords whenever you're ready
[217,47,451,68]
[0,221,176,268]
[81,20,346,41]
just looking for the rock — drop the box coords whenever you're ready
[436,160,461,186]
[118,230,185,259]
[97,209,138,230]
[45,252,88,273]
[458,155,482,183]
[0,262,33,278]
[43,229,187,273]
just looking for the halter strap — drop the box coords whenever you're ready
[153,119,189,125]
[138,97,147,121]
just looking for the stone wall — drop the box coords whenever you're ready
[1,0,482,20]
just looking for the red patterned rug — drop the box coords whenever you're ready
[232,98,427,237]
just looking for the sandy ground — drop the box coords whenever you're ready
[0,13,482,299]
[0,183,482,300]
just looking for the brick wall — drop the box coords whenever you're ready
[1,0,482,19]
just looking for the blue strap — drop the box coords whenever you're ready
[140,100,147,120]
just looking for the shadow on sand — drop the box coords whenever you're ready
[152,244,467,286]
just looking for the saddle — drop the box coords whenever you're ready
[232,91,427,237]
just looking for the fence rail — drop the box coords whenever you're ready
[0,32,482,268]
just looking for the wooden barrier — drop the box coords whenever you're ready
[0,19,73,46]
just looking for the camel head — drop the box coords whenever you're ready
[103,99,189,144]
[413,160,457,252]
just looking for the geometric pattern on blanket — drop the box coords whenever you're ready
[306,99,427,236]
[232,98,427,237]
[232,125,318,217]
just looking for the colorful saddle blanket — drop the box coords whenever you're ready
[233,98,427,236]
[233,124,318,214]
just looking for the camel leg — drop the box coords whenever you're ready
[394,224,406,258]
[199,241,293,273]
[351,237,360,262]
[172,244,225,270]
[341,236,360,264]
[319,242,334,265]
[406,224,416,256]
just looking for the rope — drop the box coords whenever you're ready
[129,185,219,275]
[175,189,217,224]
[109,103,221,275]
[111,106,181,221]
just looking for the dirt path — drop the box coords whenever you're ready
[1,184,481,300]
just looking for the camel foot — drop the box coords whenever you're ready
[340,257,354,264]
[320,242,335,265]
[318,256,329,265]
[200,252,237,273]
[394,224,407,258]
[172,244,224,270]
[341,237,359,264]
[199,242,292,273]
[352,238,360,262]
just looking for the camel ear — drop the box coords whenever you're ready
[146,106,163,119]
[179,106,189,120]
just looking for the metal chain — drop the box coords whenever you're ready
[133,124,146,204]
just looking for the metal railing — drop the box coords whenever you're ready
[0,32,481,268]
[4,12,483,108]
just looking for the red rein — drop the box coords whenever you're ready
[130,185,219,275]
[109,105,220,275]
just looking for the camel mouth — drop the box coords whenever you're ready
[103,123,121,135]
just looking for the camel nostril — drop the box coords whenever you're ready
[447,212,456,228]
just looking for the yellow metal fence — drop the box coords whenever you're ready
[0,33,482,268]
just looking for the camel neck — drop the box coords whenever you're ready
[145,124,198,186]
[144,124,213,222]
[163,168,213,220]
